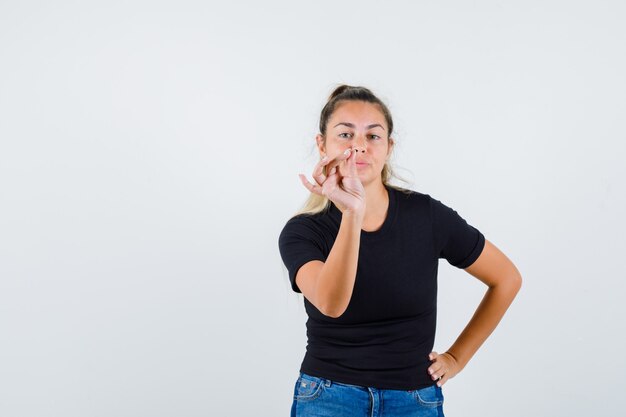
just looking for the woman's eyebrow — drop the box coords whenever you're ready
[333,122,385,131]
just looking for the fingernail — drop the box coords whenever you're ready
[321,156,328,161]
[344,149,350,155]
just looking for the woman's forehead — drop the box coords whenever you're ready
[329,101,386,129]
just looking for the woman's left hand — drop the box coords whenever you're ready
[427,351,462,387]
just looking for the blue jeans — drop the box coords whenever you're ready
[291,372,445,417]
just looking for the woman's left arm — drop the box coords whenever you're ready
[428,238,522,386]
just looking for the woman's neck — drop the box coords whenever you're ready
[361,181,389,226]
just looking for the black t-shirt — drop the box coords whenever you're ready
[278,184,485,390]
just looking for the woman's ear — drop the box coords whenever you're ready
[316,134,326,157]
[387,137,395,158]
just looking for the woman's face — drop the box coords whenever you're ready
[317,100,394,187]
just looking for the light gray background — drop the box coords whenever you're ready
[1,1,625,416]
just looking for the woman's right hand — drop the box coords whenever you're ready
[299,148,365,215]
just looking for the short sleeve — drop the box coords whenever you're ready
[429,196,485,269]
[278,216,327,293]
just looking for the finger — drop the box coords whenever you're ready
[428,361,443,377]
[436,373,449,387]
[312,157,329,186]
[431,369,446,382]
[336,148,354,177]
[429,365,445,381]
[348,147,358,176]
[299,174,323,196]
[429,352,438,361]
[327,149,352,174]
[314,151,349,185]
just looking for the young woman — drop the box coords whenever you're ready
[278,85,522,417]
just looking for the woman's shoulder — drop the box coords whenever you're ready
[278,207,338,252]
[387,184,432,205]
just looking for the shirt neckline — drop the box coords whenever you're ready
[329,184,396,239]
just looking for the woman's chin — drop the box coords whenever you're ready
[357,174,376,186]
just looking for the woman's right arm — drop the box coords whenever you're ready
[296,211,363,318]
[296,148,365,318]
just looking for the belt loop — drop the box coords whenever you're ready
[324,378,331,387]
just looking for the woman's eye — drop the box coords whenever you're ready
[338,133,381,140]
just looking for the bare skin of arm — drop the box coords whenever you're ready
[296,148,365,318]
[428,238,523,386]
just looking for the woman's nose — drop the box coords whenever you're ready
[353,135,367,153]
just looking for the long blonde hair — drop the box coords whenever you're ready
[294,84,413,217]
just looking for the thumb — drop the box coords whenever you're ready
[429,351,438,360]
[348,148,357,174]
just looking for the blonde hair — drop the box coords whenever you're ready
[294,84,413,217]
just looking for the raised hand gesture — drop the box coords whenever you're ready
[299,148,365,214]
